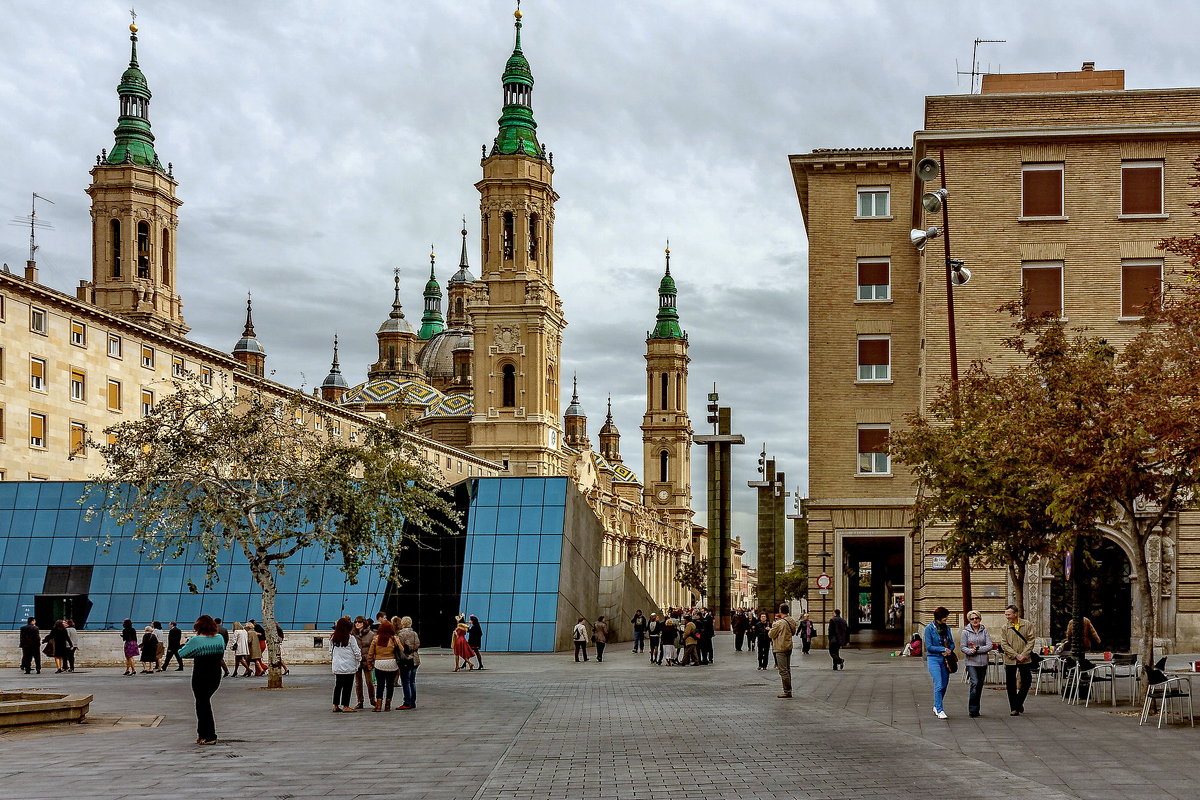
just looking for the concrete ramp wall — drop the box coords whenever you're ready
[598,562,662,643]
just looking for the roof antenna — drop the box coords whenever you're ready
[956,38,1006,94]
[9,192,55,265]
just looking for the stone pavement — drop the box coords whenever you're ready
[1,635,1196,799]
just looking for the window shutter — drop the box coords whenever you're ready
[1022,266,1062,318]
[1122,164,1162,215]
[857,261,889,286]
[858,427,889,454]
[1022,167,1063,217]
[1122,263,1161,317]
[70,423,85,453]
[30,413,44,440]
[31,359,44,380]
[858,338,890,366]
[108,381,120,409]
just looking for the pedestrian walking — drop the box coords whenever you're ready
[754,613,771,670]
[139,626,159,673]
[247,620,267,676]
[368,620,401,711]
[395,616,421,710]
[924,606,956,719]
[177,615,227,745]
[1000,604,1036,716]
[593,616,609,662]
[630,610,647,653]
[214,618,231,676]
[62,619,80,672]
[152,621,166,671]
[769,604,798,698]
[647,613,664,663]
[680,616,700,665]
[828,609,849,670]
[44,620,70,673]
[163,621,184,670]
[352,617,376,709]
[699,611,716,665]
[572,617,590,662]
[468,614,485,669]
[230,622,250,676]
[732,610,748,652]
[659,617,677,665]
[329,618,362,712]
[19,617,40,674]
[452,621,476,671]
[960,610,992,718]
[121,618,138,675]
[271,624,290,675]
[799,614,815,655]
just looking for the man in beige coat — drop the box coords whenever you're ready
[769,604,799,698]
[999,604,1036,716]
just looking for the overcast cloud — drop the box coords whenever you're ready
[4,1,1197,566]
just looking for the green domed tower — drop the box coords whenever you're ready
[107,22,160,168]
[492,7,542,158]
[419,248,445,340]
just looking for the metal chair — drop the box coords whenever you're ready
[1109,654,1140,705]
[1140,664,1193,728]
[1034,654,1061,696]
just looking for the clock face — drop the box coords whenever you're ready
[656,489,670,502]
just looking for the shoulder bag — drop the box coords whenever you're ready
[941,628,958,674]
[1011,626,1042,666]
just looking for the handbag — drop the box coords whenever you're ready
[1011,626,1041,666]
[941,628,958,674]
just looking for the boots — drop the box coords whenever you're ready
[372,700,383,712]
[383,699,391,711]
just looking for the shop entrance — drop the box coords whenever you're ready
[842,535,906,647]
[1050,538,1132,652]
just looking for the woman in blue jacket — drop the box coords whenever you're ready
[924,606,956,719]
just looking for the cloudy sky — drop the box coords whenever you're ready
[4,0,1197,565]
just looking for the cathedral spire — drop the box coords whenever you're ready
[320,334,349,402]
[106,15,161,168]
[599,395,622,463]
[651,243,685,340]
[493,4,542,158]
[419,246,445,339]
[232,292,267,377]
[389,269,407,320]
[563,372,589,449]
[451,218,476,284]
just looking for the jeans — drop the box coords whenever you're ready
[830,643,843,667]
[774,650,792,694]
[20,646,40,673]
[574,641,588,661]
[758,645,770,670]
[927,656,949,712]
[966,664,987,715]
[375,668,398,703]
[355,663,376,705]
[192,659,222,741]
[633,631,645,652]
[399,665,417,707]
[333,673,354,707]
[735,631,745,651]
[596,642,606,661]
[1005,663,1033,711]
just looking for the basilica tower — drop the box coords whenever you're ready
[641,247,693,525]
[469,7,566,475]
[86,20,187,336]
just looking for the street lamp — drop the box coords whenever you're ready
[913,150,974,617]
[817,544,831,646]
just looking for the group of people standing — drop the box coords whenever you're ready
[18,617,79,674]
[572,608,721,666]
[924,604,1039,719]
[331,615,422,712]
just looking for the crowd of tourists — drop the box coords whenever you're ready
[18,617,80,674]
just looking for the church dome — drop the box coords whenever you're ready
[341,377,444,409]
[418,329,473,378]
[378,315,415,335]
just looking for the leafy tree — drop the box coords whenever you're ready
[675,558,708,602]
[777,565,808,602]
[84,378,459,688]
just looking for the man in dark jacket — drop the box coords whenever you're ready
[630,611,647,653]
[19,618,40,674]
[698,611,716,665]
[731,611,748,652]
[163,621,185,671]
[646,613,664,663]
[828,609,850,670]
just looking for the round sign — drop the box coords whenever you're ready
[816,573,832,590]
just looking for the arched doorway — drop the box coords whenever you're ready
[1049,538,1132,652]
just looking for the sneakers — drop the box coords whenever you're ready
[935,709,948,719]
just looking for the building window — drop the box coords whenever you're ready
[172,356,185,377]
[1121,160,1164,216]
[200,366,212,386]
[111,219,122,278]
[141,345,154,369]
[528,213,539,260]
[161,229,171,285]
[856,186,890,218]
[659,450,669,483]
[331,422,340,436]
[502,211,515,260]
[29,411,47,448]
[70,321,86,347]
[0,293,6,321]
[0,405,5,440]
[107,432,118,446]
[1021,163,1064,218]
[349,427,358,443]
[141,389,154,417]
[1021,262,1064,319]
[857,259,890,301]
[107,333,122,358]
[857,424,890,475]
[294,409,304,426]
[1121,260,1163,318]
[107,379,122,411]
[70,369,86,402]
[29,356,46,391]
[501,364,516,407]
[660,373,669,410]
[315,416,323,431]
[857,336,890,381]
[137,221,151,279]
[0,346,5,382]
[30,306,47,334]
[70,421,86,457]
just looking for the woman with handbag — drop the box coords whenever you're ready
[120,619,138,675]
[230,622,250,676]
[329,618,362,712]
[923,606,956,719]
[395,616,421,710]
[960,610,993,718]
[44,620,70,673]
[368,621,401,711]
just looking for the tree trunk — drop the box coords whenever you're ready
[1130,525,1157,672]
[1008,559,1026,617]
[251,560,284,689]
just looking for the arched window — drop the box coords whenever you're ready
[387,345,396,370]
[529,213,539,260]
[676,373,683,410]
[136,221,150,278]
[502,364,516,407]
[110,219,122,278]
[482,213,490,259]
[659,450,669,483]
[502,212,514,260]
[660,373,669,410]
[160,229,170,285]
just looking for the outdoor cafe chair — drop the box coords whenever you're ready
[1140,660,1194,728]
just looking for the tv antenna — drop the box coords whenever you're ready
[956,38,1006,94]
[9,193,55,264]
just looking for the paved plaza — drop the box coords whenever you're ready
[2,635,1197,799]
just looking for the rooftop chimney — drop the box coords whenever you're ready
[24,260,38,283]
[1082,62,1095,71]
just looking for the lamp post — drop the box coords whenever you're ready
[912,150,974,618]
[817,542,831,647]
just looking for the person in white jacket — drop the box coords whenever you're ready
[329,618,362,712]
[230,622,250,676]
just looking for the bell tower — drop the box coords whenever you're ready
[86,18,187,336]
[641,246,693,526]
[470,6,566,475]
